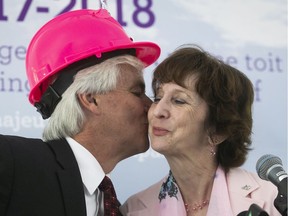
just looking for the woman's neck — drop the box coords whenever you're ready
[166,154,218,215]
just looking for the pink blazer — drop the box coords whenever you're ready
[120,167,281,216]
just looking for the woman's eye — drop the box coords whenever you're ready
[173,99,186,104]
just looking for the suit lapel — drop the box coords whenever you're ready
[47,139,86,216]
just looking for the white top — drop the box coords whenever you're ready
[66,137,105,216]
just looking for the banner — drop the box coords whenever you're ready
[0,0,287,202]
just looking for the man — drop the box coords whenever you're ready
[0,9,160,216]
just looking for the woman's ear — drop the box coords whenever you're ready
[207,127,227,145]
[208,133,227,145]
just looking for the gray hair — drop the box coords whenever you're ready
[43,55,144,141]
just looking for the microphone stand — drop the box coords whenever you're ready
[274,194,287,216]
[274,179,287,216]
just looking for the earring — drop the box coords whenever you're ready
[208,136,216,156]
[209,143,216,156]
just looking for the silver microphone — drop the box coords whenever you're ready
[256,154,287,216]
[256,154,287,186]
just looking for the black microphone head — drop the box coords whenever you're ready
[256,154,283,180]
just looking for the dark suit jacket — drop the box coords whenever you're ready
[0,135,86,216]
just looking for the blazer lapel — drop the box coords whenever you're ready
[47,139,86,216]
[227,168,265,214]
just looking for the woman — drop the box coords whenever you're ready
[120,45,280,216]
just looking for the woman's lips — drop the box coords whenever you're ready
[152,127,169,136]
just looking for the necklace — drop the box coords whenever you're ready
[184,200,209,213]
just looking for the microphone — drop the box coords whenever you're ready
[237,203,269,216]
[256,154,287,197]
[256,154,287,216]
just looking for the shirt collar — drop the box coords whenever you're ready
[66,137,105,195]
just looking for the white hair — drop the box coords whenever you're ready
[42,55,144,141]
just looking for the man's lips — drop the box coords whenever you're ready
[152,127,170,136]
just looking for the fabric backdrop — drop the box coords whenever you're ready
[0,0,287,202]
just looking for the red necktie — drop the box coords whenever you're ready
[99,176,122,216]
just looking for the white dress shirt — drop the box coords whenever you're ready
[66,137,105,216]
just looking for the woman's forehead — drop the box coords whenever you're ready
[155,74,198,91]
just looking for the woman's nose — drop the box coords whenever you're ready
[151,99,169,119]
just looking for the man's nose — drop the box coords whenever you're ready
[143,94,152,112]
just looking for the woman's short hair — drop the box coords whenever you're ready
[152,44,254,171]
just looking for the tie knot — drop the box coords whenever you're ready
[99,176,113,192]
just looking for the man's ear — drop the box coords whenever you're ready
[78,93,99,114]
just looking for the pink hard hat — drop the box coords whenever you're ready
[26,8,160,105]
